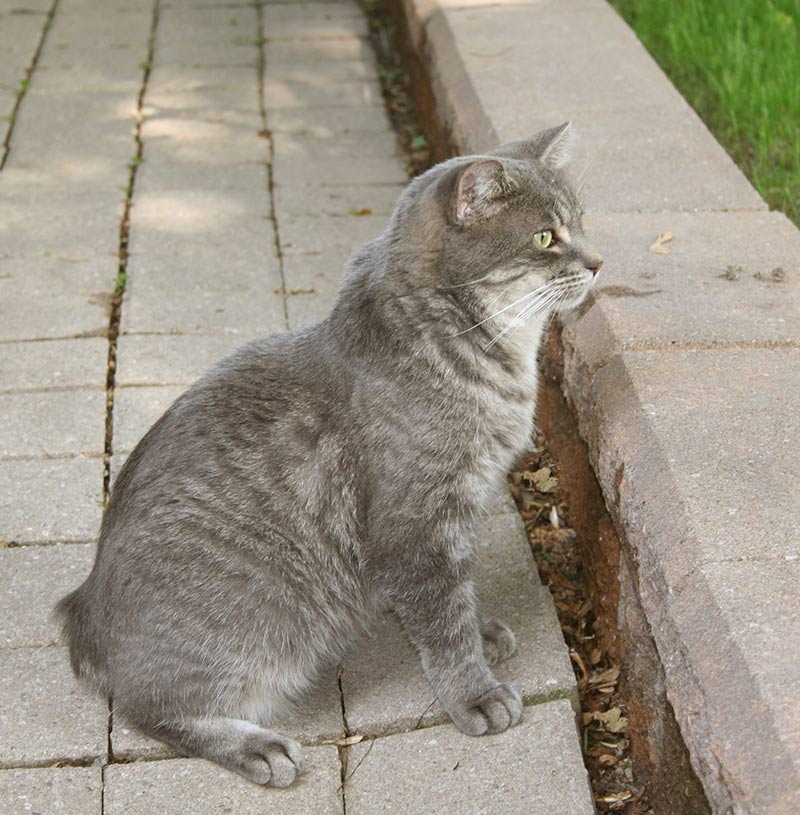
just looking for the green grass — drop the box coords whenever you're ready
[610,0,800,225]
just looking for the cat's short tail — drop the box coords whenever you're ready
[54,583,109,693]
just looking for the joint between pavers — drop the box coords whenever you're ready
[0,755,104,773]
[254,0,290,331]
[0,332,109,346]
[335,664,351,814]
[0,384,107,395]
[625,338,800,354]
[0,0,60,172]
[102,0,161,507]
[1,538,97,549]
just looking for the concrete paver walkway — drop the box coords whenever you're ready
[0,1,593,812]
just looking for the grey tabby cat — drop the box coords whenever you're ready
[57,123,601,787]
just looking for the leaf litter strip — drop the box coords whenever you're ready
[510,440,652,814]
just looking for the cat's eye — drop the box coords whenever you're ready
[533,230,553,249]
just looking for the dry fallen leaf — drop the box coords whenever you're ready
[533,467,558,492]
[321,734,364,746]
[592,707,629,733]
[589,666,621,687]
[648,231,673,254]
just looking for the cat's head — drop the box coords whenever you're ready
[392,123,602,348]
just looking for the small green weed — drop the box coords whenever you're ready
[115,271,128,292]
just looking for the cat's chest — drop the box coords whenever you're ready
[458,365,539,488]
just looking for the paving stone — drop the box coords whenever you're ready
[269,105,393,136]
[112,386,187,454]
[121,254,285,336]
[568,347,800,593]
[280,214,388,255]
[0,390,106,458]
[344,699,593,814]
[34,4,151,93]
[0,293,110,342]
[0,767,102,815]
[155,39,258,71]
[131,188,270,236]
[562,211,800,372]
[0,191,124,260]
[273,131,401,159]
[0,543,94,649]
[281,249,353,328]
[559,107,765,214]
[149,62,260,96]
[108,454,127,489]
[275,182,404,217]
[267,60,376,81]
[110,716,177,763]
[0,457,104,543]
[127,201,272,257]
[264,78,383,110]
[274,155,408,187]
[0,339,108,392]
[263,1,363,26]
[7,90,137,177]
[485,486,518,517]
[0,9,49,93]
[33,62,142,97]
[286,282,342,329]
[0,169,124,226]
[0,647,108,768]
[273,668,346,746]
[265,37,374,66]
[116,334,257,386]
[443,2,678,122]
[157,1,258,33]
[146,74,260,115]
[104,749,343,814]
[263,16,368,40]
[134,156,268,200]
[140,113,266,165]
[342,514,576,736]
[0,255,115,342]
[664,561,800,814]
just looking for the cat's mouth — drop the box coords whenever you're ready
[550,272,596,311]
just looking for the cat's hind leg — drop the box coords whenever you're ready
[143,718,303,787]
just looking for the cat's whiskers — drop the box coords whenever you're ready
[482,288,564,352]
[450,284,551,338]
[574,155,597,198]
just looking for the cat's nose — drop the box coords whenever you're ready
[586,257,603,277]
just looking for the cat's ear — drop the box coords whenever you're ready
[453,159,515,226]
[537,121,574,170]
[493,122,574,170]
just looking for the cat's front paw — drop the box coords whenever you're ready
[481,618,517,666]
[446,683,523,736]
